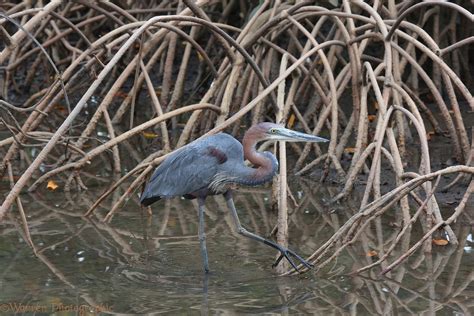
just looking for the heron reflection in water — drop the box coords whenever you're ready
[141,122,328,273]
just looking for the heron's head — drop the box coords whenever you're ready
[252,122,329,143]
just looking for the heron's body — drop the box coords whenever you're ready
[140,122,328,273]
[140,133,278,205]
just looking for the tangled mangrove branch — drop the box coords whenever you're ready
[0,0,472,275]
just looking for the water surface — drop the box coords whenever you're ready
[0,178,472,315]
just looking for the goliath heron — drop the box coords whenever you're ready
[140,122,328,273]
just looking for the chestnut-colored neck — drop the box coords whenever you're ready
[239,126,278,186]
[242,126,266,167]
[242,126,278,175]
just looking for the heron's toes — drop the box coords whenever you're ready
[272,247,313,272]
[272,250,298,271]
[287,249,314,269]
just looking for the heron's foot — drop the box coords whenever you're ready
[272,246,314,272]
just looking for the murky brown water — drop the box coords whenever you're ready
[0,176,472,315]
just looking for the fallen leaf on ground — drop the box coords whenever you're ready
[433,239,449,246]
[114,91,128,98]
[367,250,378,257]
[155,87,162,96]
[53,104,68,114]
[287,114,296,128]
[47,180,59,191]
[142,131,158,139]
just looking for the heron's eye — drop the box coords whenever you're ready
[270,128,277,134]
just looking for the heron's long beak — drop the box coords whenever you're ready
[271,127,329,143]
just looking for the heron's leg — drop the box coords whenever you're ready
[224,191,313,272]
[198,197,210,273]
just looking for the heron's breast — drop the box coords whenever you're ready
[208,172,237,194]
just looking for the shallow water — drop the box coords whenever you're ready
[0,178,473,315]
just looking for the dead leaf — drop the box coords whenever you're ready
[155,87,162,97]
[367,250,378,257]
[426,131,435,141]
[114,91,128,98]
[368,115,376,122]
[433,239,449,246]
[47,180,59,191]
[344,147,356,154]
[142,131,158,139]
[54,104,67,113]
[287,114,296,128]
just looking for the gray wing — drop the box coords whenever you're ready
[140,135,236,205]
